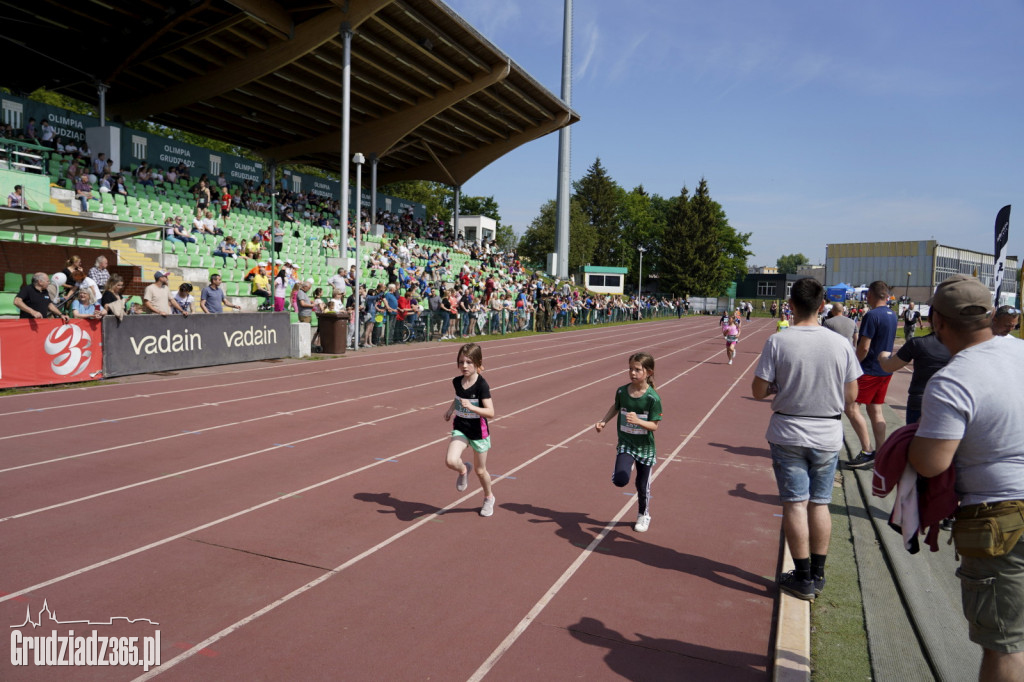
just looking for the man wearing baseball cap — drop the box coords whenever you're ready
[909,274,1024,680]
[144,270,185,316]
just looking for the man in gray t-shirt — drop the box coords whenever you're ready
[822,303,856,346]
[752,278,861,602]
[910,275,1024,677]
[296,280,314,320]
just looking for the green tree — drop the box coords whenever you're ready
[776,253,810,275]
[659,179,751,296]
[456,195,501,223]
[619,185,666,292]
[518,199,596,272]
[495,223,518,252]
[573,158,625,266]
[380,180,453,220]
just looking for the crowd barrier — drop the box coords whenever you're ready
[364,303,680,346]
[0,318,104,389]
[102,312,291,377]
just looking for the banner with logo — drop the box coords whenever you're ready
[993,205,1011,304]
[101,312,290,377]
[0,320,104,389]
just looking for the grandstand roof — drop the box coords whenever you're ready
[5,0,578,186]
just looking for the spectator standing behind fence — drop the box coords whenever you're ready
[751,278,861,601]
[846,281,899,469]
[201,274,240,314]
[71,268,101,307]
[7,184,25,208]
[15,273,69,321]
[296,279,315,323]
[173,283,194,315]
[144,271,185,316]
[908,275,1024,682]
[100,274,127,318]
[71,288,103,319]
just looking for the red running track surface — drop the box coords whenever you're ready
[0,316,784,681]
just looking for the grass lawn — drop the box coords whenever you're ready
[811,478,872,681]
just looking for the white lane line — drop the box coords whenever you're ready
[466,354,761,681]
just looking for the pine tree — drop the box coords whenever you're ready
[660,179,751,296]
[573,158,625,266]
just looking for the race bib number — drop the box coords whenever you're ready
[455,399,479,419]
[619,409,648,435]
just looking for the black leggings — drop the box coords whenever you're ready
[613,450,653,515]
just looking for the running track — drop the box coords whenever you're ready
[1,316,784,681]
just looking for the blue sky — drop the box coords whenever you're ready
[444,0,1024,270]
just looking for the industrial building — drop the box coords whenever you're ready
[825,240,1019,305]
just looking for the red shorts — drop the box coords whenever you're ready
[856,374,892,405]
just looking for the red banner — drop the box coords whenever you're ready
[0,319,104,389]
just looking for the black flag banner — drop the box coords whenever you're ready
[994,205,1011,305]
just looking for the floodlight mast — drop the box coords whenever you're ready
[554,0,572,280]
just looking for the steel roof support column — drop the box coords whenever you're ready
[453,185,461,241]
[339,23,353,269]
[369,153,378,236]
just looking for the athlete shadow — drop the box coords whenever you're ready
[727,482,780,506]
[568,616,767,680]
[502,502,628,547]
[706,442,770,459]
[353,492,473,522]
[502,502,771,597]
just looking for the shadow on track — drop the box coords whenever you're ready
[353,492,475,521]
[567,616,767,681]
[503,502,772,597]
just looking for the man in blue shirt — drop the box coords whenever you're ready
[200,274,240,314]
[847,281,899,468]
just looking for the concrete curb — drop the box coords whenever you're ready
[773,540,811,682]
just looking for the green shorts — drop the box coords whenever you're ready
[957,536,1024,653]
[451,431,491,453]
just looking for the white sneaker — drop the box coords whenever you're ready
[480,496,495,517]
[456,462,472,491]
[634,513,651,533]
[728,359,733,365]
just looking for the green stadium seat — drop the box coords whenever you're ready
[0,292,19,316]
[3,272,25,292]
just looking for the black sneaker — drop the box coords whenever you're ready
[848,451,876,469]
[813,575,826,597]
[940,518,954,531]
[778,571,815,601]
